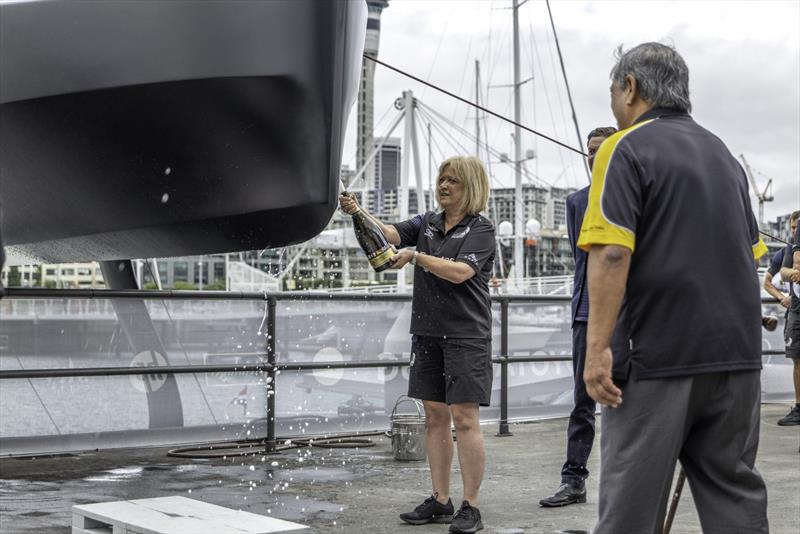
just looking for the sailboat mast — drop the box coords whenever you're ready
[512,0,523,281]
[475,59,481,158]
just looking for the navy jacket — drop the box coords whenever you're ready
[568,185,631,380]
[566,187,590,325]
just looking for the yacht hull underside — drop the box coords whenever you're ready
[0,0,366,263]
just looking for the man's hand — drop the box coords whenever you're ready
[790,269,800,284]
[781,295,792,308]
[584,344,622,408]
[389,249,413,269]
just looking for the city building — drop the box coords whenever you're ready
[1,262,104,289]
[356,0,390,195]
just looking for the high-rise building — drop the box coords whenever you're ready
[373,137,401,191]
[371,137,401,215]
[356,1,389,189]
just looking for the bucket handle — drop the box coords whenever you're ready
[391,395,425,419]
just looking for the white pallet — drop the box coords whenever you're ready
[72,496,310,534]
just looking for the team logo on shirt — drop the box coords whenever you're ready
[452,227,471,239]
[424,227,435,239]
[464,253,479,264]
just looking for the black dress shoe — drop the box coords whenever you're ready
[539,483,587,507]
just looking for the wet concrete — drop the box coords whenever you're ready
[0,404,798,533]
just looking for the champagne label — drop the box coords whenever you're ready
[368,244,396,269]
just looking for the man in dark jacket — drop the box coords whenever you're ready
[539,126,618,508]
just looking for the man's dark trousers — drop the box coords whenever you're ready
[561,321,594,487]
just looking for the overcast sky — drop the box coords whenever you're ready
[341,0,800,223]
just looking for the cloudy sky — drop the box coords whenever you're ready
[341,0,799,224]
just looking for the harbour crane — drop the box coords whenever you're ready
[739,154,773,227]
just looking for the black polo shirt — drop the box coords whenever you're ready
[393,211,495,339]
[783,225,800,314]
[578,107,767,380]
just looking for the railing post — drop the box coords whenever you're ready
[496,298,513,437]
[265,295,278,453]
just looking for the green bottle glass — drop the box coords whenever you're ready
[345,194,397,272]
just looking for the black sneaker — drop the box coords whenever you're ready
[399,495,454,525]
[777,405,800,426]
[449,500,483,533]
[539,483,587,507]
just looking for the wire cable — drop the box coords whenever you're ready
[419,15,451,101]
[418,101,554,188]
[545,0,590,183]
[528,18,571,187]
[758,230,793,246]
[365,54,587,157]
[12,354,62,434]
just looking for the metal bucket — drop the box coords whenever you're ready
[390,396,427,461]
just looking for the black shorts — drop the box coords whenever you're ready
[407,335,493,406]
[785,311,800,360]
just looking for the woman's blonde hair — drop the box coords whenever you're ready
[435,156,490,215]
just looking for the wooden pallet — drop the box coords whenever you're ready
[72,496,310,534]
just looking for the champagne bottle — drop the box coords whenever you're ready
[343,193,397,272]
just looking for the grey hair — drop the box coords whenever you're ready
[610,42,692,113]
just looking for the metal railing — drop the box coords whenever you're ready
[0,288,786,453]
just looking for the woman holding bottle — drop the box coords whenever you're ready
[339,156,495,534]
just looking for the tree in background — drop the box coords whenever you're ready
[172,281,197,290]
[7,266,20,287]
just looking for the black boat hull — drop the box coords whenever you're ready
[0,0,366,262]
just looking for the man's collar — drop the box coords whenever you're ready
[634,106,690,125]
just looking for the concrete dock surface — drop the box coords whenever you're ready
[1,403,798,533]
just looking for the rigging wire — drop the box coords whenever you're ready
[486,91,516,160]
[365,54,588,157]
[342,100,395,170]
[418,101,788,245]
[12,354,62,434]
[418,106,473,157]
[417,101,554,188]
[427,119,449,164]
[759,230,793,246]
[450,34,475,126]
[545,0,591,184]
[419,15,451,101]
[421,104,550,188]
[419,105,503,172]
[530,13,573,188]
